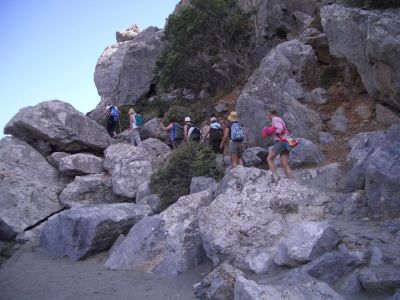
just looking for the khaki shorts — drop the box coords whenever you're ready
[270,140,290,157]
[229,140,244,156]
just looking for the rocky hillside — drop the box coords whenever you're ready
[1,1,400,299]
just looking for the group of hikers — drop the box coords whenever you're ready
[102,105,295,178]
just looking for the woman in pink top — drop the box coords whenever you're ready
[266,110,292,178]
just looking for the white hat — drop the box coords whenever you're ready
[210,117,217,122]
[184,117,191,122]
[106,105,111,110]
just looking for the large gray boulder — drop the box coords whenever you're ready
[139,118,167,141]
[103,143,154,198]
[59,153,104,176]
[344,124,400,217]
[59,173,130,208]
[359,265,400,294]
[234,271,345,300]
[288,138,324,168]
[91,27,166,119]
[40,203,152,260]
[242,147,268,167]
[321,4,400,110]
[199,167,330,268]
[0,137,62,240]
[103,143,151,172]
[236,41,322,147]
[105,190,213,276]
[4,100,109,153]
[112,160,153,198]
[281,221,340,264]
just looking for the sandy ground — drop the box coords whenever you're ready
[0,245,211,300]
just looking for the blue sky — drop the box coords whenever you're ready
[0,0,178,136]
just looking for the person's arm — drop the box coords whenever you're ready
[220,127,229,149]
[160,122,173,131]
[203,126,210,139]
[184,125,188,142]
[129,114,133,130]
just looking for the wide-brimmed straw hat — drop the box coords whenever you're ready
[227,111,238,122]
[128,108,135,115]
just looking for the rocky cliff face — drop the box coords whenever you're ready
[1,1,400,299]
[90,27,166,120]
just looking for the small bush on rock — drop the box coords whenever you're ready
[150,142,224,206]
[364,0,400,8]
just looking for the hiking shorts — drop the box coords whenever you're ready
[270,140,290,157]
[229,140,244,156]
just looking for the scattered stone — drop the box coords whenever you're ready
[294,163,343,193]
[139,118,167,141]
[103,143,151,172]
[244,249,276,274]
[136,194,165,214]
[214,100,229,113]
[311,88,328,104]
[319,131,335,145]
[328,106,348,133]
[338,272,363,295]
[136,181,152,202]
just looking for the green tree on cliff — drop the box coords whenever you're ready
[156,0,255,92]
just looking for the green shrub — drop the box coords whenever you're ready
[150,142,224,206]
[156,0,255,92]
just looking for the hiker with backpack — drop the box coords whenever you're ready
[183,117,201,142]
[203,117,224,153]
[128,108,142,146]
[220,111,247,168]
[160,117,184,149]
[265,110,293,179]
[105,105,119,137]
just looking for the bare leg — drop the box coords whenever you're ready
[267,151,278,172]
[280,154,292,179]
[231,154,239,168]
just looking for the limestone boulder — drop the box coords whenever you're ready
[0,137,62,240]
[40,203,152,260]
[190,176,217,194]
[234,270,345,300]
[47,152,70,168]
[139,118,167,141]
[344,124,400,217]
[59,173,130,208]
[116,24,140,43]
[105,190,213,276]
[242,147,268,167]
[199,167,330,268]
[236,41,322,147]
[91,27,166,119]
[321,4,400,110]
[4,100,109,153]
[359,265,400,294]
[136,194,165,214]
[59,153,104,176]
[103,143,151,172]
[289,138,324,168]
[281,221,340,264]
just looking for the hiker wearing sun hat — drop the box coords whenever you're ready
[220,111,247,168]
[128,107,141,146]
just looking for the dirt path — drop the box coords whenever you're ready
[0,245,210,300]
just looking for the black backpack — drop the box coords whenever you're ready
[188,125,201,142]
[209,127,223,153]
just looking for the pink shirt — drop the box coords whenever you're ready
[271,116,288,141]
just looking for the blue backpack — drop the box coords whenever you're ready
[111,106,119,122]
[230,122,244,142]
[134,114,143,126]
